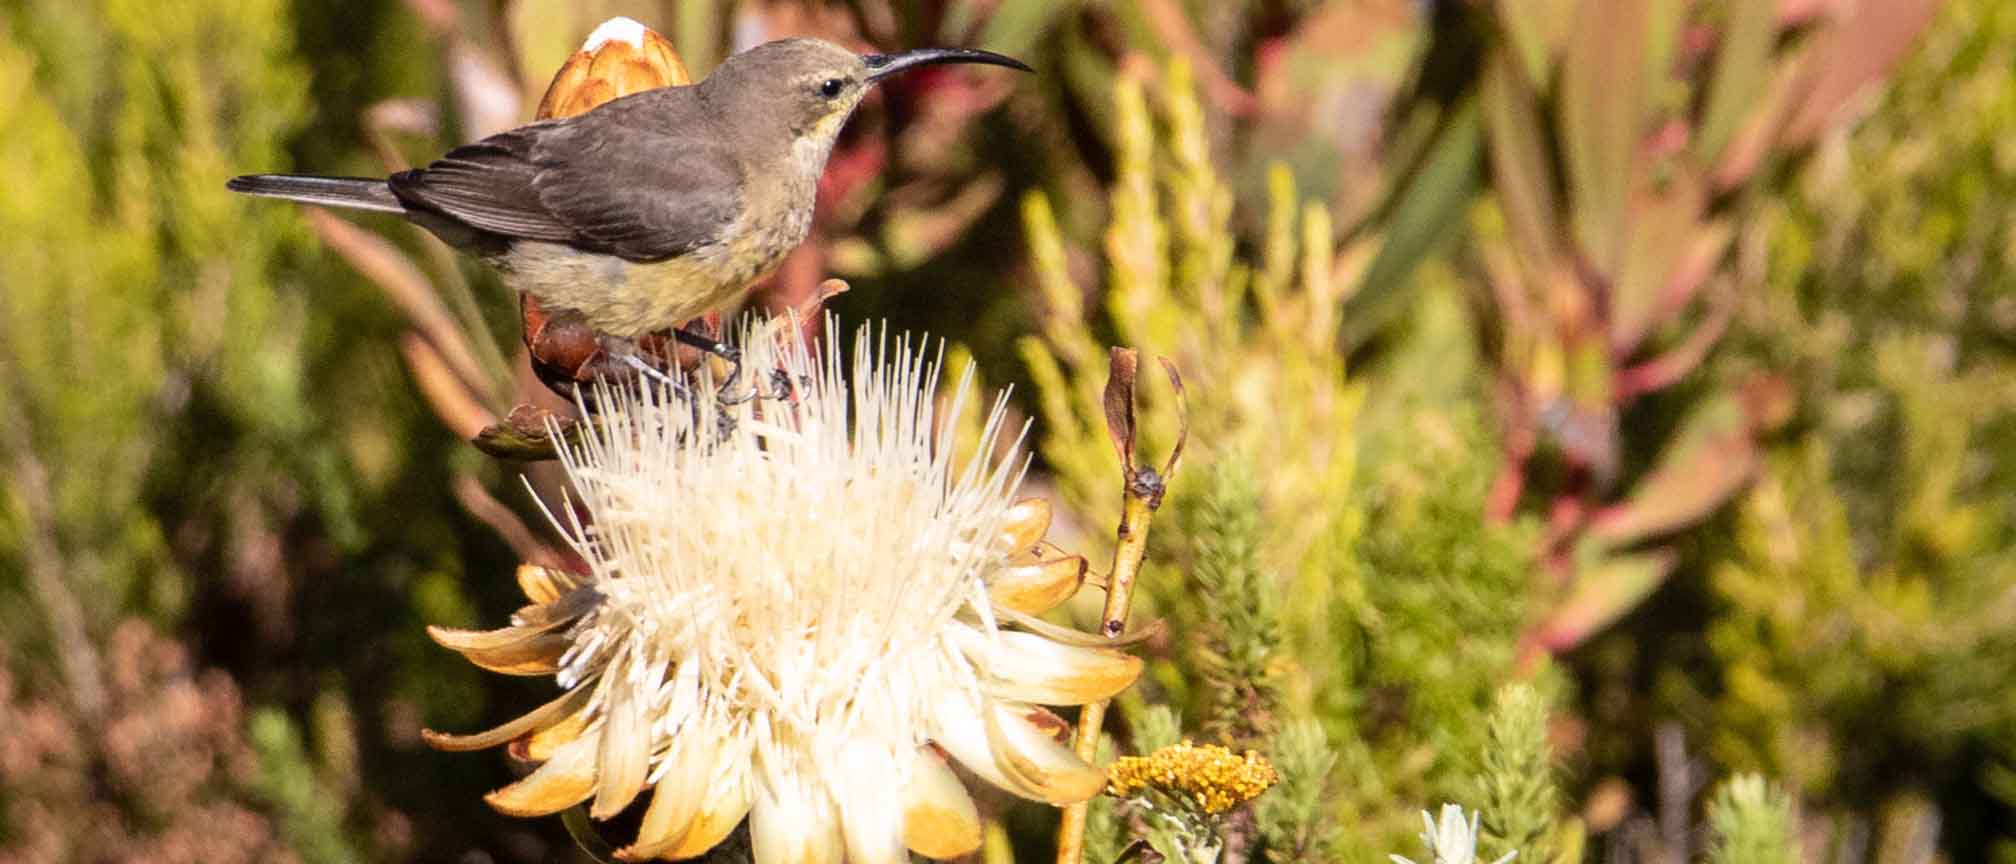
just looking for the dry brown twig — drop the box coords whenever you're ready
[1056,348,1188,864]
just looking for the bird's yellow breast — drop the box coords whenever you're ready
[494,201,812,338]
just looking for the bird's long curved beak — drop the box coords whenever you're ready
[861,47,1033,82]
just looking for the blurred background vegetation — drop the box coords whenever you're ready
[0,0,2009,861]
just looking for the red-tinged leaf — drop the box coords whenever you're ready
[1654,219,1734,327]
[1610,172,1709,356]
[1128,0,1259,117]
[1617,275,1735,399]
[402,334,496,440]
[977,0,1071,60]
[1341,100,1482,348]
[1493,0,1574,87]
[673,0,721,77]
[1477,236,1538,352]
[1588,391,1758,547]
[1710,47,1810,190]
[1777,0,1831,28]
[1642,0,1688,115]
[1694,0,1780,169]
[1779,0,1940,147]
[306,209,495,404]
[1532,546,1678,651]
[451,475,575,573]
[1482,48,1561,274]
[1559,0,1652,276]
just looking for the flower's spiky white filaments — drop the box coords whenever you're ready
[426,319,1139,864]
[556,321,1022,781]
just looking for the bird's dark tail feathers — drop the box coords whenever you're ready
[226,174,406,214]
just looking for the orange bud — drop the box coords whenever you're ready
[535,17,690,121]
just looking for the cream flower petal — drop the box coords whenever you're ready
[982,700,1107,805]
[901,748,982,860]
[966,630,1143,706]
[659,764,755,860]
[617,733,714,861]
[484,734,601,817]
[751,768,843,864]
[835,743,908,864]
[928,689,1032,798]
[619,782,699,863]
[929,691,1105,805]
[592,674,651,818]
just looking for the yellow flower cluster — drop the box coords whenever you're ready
[1106,741,1279,815]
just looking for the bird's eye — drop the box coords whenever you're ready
[819,78,845,98]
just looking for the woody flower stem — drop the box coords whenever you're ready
[1057,348,1187,864]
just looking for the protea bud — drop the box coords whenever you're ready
[535,17,690,121]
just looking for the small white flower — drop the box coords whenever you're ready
[1389,803,1516,864]
[422,319,1137,863]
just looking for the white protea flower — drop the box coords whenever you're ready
[423,319,1137,863]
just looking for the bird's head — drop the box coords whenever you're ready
[700,38,1030,160]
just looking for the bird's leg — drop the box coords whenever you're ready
[621,353,688,394]
[671,326,751,401]
[585,333,691,401]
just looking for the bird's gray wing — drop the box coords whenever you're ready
[389,113,745,263]
[389,129,579,243]
[529,121,746,262]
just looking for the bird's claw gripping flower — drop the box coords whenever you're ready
[423,318,1140,863]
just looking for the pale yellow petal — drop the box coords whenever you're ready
[660,766,753,859]
[426,624,568,675]
[751,771,843,864]
[590,682,650,818]
[996,498,1053,554]
[508,585,599,630]
[616,736,711,861]
[835,743,907,864]
[995,605,1165,648]
[987,546,1086,615]
[422,686,591,752]
[484,735,601,817]
[982,700,1107,805]
[516,563,587,606]
[901,748,982,860]
[930,691,1053,802]
[930,690,1017,793]
[516,698,595,762]
[618,783,695,862]
[972,631,1142,706]
[932,695,1105,804]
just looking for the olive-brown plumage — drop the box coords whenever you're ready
[229,37,1029,340]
